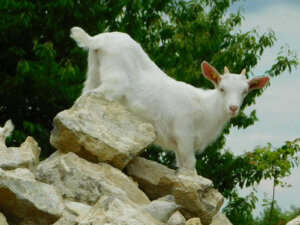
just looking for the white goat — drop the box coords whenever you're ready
[0,119,14,146]
[70,27,269,172]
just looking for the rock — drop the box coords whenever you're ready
[55,193,177,224]
[127,157,224,225]
[0,212,9,225]
[210,212,232,225]
[167,211,187,225]
[53,211,77,225]
[54,201,92,225]
[50,93,156,169]
[78,195,165,225]
[0,168,64,225]
[0,119,14,148]
[186,218,202,225]
[287,216,300,225]
[0,137,40,171]
[35,151,150,206]
[143,195,179,223]
[64,201,92,217]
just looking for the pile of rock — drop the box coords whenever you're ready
[0,93,232,225]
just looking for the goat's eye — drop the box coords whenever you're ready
[220,88,225,92]
[243,90,248,95]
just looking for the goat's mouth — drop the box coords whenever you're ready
[229,111,237,117]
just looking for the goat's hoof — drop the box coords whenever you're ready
[175,167,197,176]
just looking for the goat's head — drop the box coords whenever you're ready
[201,61,269,117]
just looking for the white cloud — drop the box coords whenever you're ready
[240,3,300,75]
[241,4,300,43]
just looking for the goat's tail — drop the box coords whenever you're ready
[1,119,14,139]
[70,27,94,49]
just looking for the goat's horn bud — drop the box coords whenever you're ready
[241,69,246,75]
[224,66,230,74]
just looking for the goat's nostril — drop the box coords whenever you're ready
[229,105,238,112]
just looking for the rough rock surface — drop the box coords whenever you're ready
[54,201,92,225]
[0,168,64,225]
[287,216,300,225]
[53,211,77,225]
[127,157,224,225]
[54,194,178,225]
[143,195,179,223]
[50,93,156,169]
[168,211,187,225]
[35,151,150,206]
[77,195,165,225]
[0,137,40,170]
[186,218,202,225]
[0,212,9,225]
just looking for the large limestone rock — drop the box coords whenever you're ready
[0,137,40,170]
[35,151,150,206]
[50,93,156,169]
[55,195,178,225]
[287,216,300,225]
[0,168,64,225]
[0,212,9,225]
[77,195,165,225]
[127,157,224,225]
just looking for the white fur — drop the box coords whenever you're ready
[0,119,14,145]
[70,27,267,172]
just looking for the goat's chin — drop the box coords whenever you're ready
[227,110,238,117]
[229,111,238,117]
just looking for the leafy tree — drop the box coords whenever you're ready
[0,0,298,219]
[223,139,300,224]
[255,203,300,225]
[225,202,300,225]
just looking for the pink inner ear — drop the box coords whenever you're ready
[248,77,270,90]
[202,61,221,85]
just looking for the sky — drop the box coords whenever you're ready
[225,0,300,216]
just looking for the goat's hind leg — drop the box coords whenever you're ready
[81,49,101,95]
[91,70,129,102]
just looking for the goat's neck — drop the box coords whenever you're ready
[203,89,230,125]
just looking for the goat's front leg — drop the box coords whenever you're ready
[175,135,197,174]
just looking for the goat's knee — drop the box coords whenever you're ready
[91,83,124,102]
[86,74,128,102]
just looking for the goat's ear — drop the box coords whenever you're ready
[201,61,221,85]
[224,66,230,74]
[248,77,270,90]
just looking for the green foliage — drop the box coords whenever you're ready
[248,139,300,187]
[250,139,300,225]
[223,190,258,225]
[255,203,300,225]
[227,202,300,225]
[0,0,299,220]
[222,139,300,224]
